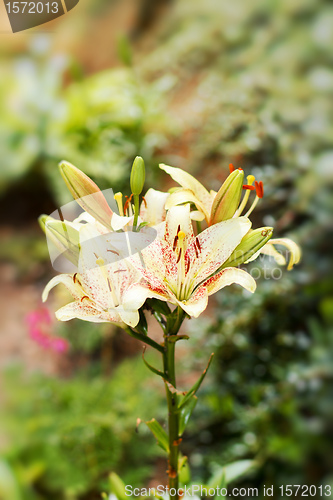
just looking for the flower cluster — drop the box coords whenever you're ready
[40,159,301,327]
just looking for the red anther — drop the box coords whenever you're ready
[242,184,255,190]
[123,194,133,214]
[185,257,191,275]
[177,224,181,233]
[173,235,178,251]
[195,237,202,252]
[176,248,182,264]
[142,196,147,208]
[73,273,77,283]
[81,296,89,302]
[255,181,264,198]
[229,163,235,173]
[194,244,199,259]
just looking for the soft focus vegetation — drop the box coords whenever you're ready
[0,0,332,498]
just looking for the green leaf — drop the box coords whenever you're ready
[145,419,169,453]
[0,460,23,500]
[166,335,189,343]
[179,396,198,435]
[179,354,214,409]
[136,309,148,336]
[146,298,171,316]
[208,460,255,489]
[109,472,129,500]
[142,348,165,380]
[178,455,191,485]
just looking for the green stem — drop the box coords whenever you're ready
[163,307,185,500]
[133,194,140,230]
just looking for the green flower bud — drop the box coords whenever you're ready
[210,169,244,224]
[222,227,273,268]
[130,156,145,196]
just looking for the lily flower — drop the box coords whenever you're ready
[131,204,256,318]
[160,163,263,225]
[160,163,301,271]
[42,225,149,327]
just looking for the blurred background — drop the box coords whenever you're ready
[0,0,332,498]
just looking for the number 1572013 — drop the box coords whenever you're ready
[5,2,59,14]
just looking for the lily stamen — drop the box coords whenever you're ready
[114,192,124,216]
[195,237,201,252]
[243,181,263,218]
[234,174,256,217]
[176,248,182,264]
[123,194,133,216]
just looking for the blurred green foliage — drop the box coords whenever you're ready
[0,356,165,499]
[0,37,170,206]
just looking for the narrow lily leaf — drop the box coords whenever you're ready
[59,161,113,229]
[145,419,169,452]
[208,460,255,489]
[109,472,129,500]
[142,348,165,380]
[179,354,214,409]
[136,309,148,336]
[146,298,171,316]
[179,395,198,435]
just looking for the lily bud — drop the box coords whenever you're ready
[44,218,80,267]
[59,161,113,229]
[130,156,145,196]
[210,169,244,224]
[222,227,273,268]
[38,214,48,233]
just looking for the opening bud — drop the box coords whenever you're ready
[59,161,113,229]
[210,169,244,224]
[130,156,146,196]
[222,227,273,268]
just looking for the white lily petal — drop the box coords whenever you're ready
[140,188,169,226]
[165,204,194,249]
[257,242,286,266]
[190,211,206,221]
[203,267,256,296]
[176,286,208,318]
[42,274,84,303]
[122,284,150,311]
[165,189,210,221]
[111,212,134,231]
[268,238,302,270]
[117,307,140,328]
[55,301,119,323]
[160,163,212,209]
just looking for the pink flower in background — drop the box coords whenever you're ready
[26,307,70,353]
